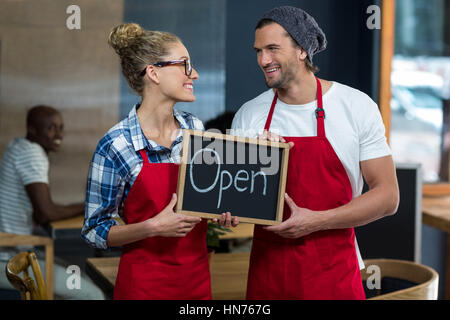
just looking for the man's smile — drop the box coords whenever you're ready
[264,66,281,77]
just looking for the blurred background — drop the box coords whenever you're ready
[390,0,450,183]
[0,0,383,205]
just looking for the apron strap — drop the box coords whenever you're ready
[139,149,150,164]
[315,77,325,138]
[264,77,326,138]
[264,90,278,131]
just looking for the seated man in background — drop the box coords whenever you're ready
[0,105,104,299]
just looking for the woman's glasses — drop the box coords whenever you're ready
[140,59,193,77]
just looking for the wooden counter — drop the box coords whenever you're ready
[422,195,450,233]
[422,195,450,299]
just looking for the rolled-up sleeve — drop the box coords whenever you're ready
[82,150,121,249]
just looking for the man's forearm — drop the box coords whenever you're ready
[27,182,85,224]
[36,203,84,224]
[317,184,399,231]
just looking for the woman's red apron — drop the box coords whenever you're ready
[113,149,211,300]
[246,77,365,300]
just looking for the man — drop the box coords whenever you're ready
[231,6,399,300]
[0,105,104,299]
[0,106,84,237]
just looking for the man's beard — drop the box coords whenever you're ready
[265,62,297,89]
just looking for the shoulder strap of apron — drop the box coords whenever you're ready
[264,91,278,131]
[315,77,325,138]
[139,149,150,164]
[264,77,325,138]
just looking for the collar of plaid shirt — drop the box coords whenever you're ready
[128,103,191,153]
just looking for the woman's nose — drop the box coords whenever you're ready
[189,67,199,80]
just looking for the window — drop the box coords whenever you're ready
[390,0,450,183]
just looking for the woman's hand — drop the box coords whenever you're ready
[106,194,201,247]
[212,212,239,228]
[147,193,202,237]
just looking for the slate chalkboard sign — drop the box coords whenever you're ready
[176,130,290,225]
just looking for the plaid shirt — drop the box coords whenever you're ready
[82,104,204,249]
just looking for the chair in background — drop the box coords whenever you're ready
[361,259,439,300]
[0,232,53,298]
[5,251,47,300]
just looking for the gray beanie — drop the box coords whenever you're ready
[258,6,327,62]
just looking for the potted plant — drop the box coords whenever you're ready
[207,221,231,262]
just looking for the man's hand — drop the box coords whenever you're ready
[258,130,294,149]
[265,156,399,238]
[264,193,321,238]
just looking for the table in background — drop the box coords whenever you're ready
[86,252,250,299]
[422,195,450,299]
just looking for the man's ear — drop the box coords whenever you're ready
[297,48,308,62]
[144,65,160,84]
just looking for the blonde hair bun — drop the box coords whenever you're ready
[108,23,144,54]
[108,23,180,95]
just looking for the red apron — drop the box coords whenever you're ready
[113,149,211,300]
[246,77,365,300]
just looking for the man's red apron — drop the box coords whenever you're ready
[246,77,365,300]
[114,149,211,300]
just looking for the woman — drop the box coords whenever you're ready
[82,23,234,300]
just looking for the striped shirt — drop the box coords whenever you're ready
[0,138,49,260]
[82,104,204,249]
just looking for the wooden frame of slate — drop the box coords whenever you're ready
[176,129,290,225]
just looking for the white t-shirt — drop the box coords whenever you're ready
[231,81,391,197]
[0,138,49,260]
[231,81,392,268]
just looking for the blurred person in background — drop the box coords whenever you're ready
[0,105,104,299]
